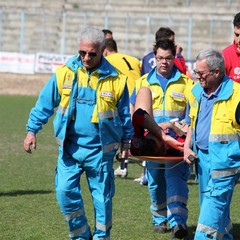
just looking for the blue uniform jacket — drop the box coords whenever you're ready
[26,55,133,154]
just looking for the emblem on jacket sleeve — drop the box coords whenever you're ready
[63,72,74,89]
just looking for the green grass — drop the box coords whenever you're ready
[0,95,240,240]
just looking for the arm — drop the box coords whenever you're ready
[175,44,183,54]
[26,74,60,134]
[117,84,134,159]
[157,103,190,136]
[145,115,184,151]
[133,108,184,151]
[158,122,186,137]
[161,134,184,151]
[174,53,186,74]
[23,74,60,153]
[183,126,197,164]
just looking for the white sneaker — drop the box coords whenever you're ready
[134,173,148,185]
[140,174,148,186]
[114,166,128,178]
[134,173,144,182]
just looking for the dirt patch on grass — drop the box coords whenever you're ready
[0,73,52,96]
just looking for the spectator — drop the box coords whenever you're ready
[141,27,186,76]
[23,26,132,240]
[222,12,240,83]
[102,29,113,39]
[130,39,193,238]
[184,48,240,240]
[103,38,141,178]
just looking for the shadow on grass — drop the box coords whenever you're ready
[185,226,196,240]
[0,190,53,197]
[233,224,240,239]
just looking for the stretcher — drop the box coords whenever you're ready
[127,155,185,170]
[116,154,196,170]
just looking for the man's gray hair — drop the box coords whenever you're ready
[196,48,225,75]
[78,26,105,48]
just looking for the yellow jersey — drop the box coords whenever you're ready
[106,52,141,95]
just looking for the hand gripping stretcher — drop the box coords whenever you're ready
[117,154,197,170]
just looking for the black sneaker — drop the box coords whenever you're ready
[154,222,167,233]
[171,224,188,239]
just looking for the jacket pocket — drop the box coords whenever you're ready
[60,88,71,108]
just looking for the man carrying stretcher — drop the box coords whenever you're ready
[128,86,190,238]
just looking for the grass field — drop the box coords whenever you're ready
[0,95,240,240]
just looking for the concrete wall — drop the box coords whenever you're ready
[0,0,239,60]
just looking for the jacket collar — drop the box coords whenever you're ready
[192,75,233,102]
[65,55,118,79]
[146,65,181,84]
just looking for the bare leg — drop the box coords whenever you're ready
[134,87,163,138]
[132,87,153,184]
[135,87,153,118]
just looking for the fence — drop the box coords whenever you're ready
[0,8,235,61]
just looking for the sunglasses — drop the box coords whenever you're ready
[78,50,98,58]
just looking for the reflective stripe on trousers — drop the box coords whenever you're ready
[165,161,189,228]
[194,173,238,240]
[147,161,167,225]
[55,146,115,240]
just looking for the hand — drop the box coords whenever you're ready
[183,147,197,165]
[23,132,37,153]
[175,44,183,54]
[162,135,184,151]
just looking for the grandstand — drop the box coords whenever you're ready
[0,0,239,60]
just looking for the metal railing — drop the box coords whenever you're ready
[0,9,234,60]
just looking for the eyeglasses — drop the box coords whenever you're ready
[155,56,174,62]
[79,50,98,58]
[193,69,214,78]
